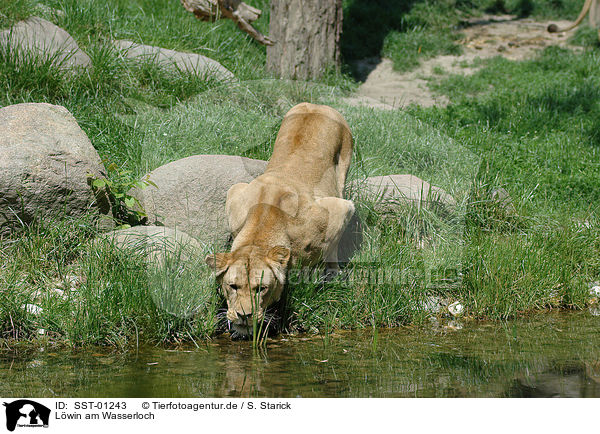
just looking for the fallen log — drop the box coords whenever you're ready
[180,0,273,45]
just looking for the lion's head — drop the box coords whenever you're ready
[205,245,291,336]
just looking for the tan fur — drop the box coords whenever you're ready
[205,103,354,335]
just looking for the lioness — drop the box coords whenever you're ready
[205,103,354,336]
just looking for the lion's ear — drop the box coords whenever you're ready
[205,252,231,276]
[266,246,290,284]
[267,246,291,267]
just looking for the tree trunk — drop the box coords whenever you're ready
[590,0,600,29]
[267,0,342,80]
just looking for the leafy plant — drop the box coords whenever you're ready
[88,159,156,227]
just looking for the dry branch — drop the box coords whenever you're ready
[180,0,273,45]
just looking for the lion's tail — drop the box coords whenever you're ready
[548,0,593,33]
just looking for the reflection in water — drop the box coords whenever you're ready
[510,363,600,397]
[1,311,599,397]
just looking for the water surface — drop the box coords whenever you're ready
[1,311,599,397]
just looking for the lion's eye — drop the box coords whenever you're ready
[228,284,238,291]
[259,286,268,293]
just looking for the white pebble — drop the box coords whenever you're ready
[22,304,43,315]
[448,301,464,317]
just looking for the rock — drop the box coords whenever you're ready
[51,288,66,299]
[22,304,43,315]
[337,212,364,265]
[0,103,107,235]
[448,301,464,317]
[113,40,234,82]
[490,187,516,214]
[130,155,266,247]
[350,174,456,211]
[0,17,91,69]
[32,287,67,301]
[102,226,213,319]
[343,175,455,261]
[420,296,444,314]
[102,226,203,264]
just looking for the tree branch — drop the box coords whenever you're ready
[180,0,273,45]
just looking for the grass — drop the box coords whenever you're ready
[0,0,37,28]
[0,214,218,347]
[342,0,587,73]
[424,46,600,212]
[0,0,599,348]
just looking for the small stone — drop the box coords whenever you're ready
[590,286,600,298]
[448,301,464,317]
[65,274,79,288]
[37,328,46,335]
[52,288,66,298]
[22,304,43,315]
[421,296,443,313]
[490,187,516,214]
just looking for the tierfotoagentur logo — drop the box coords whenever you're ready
[3,400,50,432]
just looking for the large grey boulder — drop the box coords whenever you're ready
[113,40,234,82]
[0,103,106,235]
[0,17,91,69]
[350,174,456,211]
[130,155,267,248]
[102,226,203,263]
[101,226,212,319]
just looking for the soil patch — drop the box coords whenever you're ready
[347,15,579,109]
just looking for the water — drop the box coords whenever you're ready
[1,311,599,397]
